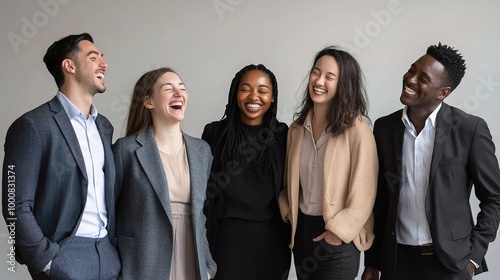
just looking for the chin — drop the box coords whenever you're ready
[399,94,408,105]
[94,84,106,94]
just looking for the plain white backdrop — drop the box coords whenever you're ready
[1,0,500,279]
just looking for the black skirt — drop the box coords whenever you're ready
[213,216,292,280]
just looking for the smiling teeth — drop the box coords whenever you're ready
[246,104,262,108]
[405,86,417,95]
[96,73,104,79]
[313,87,326,94]
[169,101,182,107]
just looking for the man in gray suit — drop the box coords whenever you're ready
[2,33,120,280]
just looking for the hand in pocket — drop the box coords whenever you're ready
[313,231,342,246]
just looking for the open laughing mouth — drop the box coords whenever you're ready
[169,101,183,110]
[245,103,262,112]
[404,86,417,95]
[96,72,105,81]
[313,86,327,94]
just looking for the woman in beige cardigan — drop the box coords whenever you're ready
[279,46,378,280]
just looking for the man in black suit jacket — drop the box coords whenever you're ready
[362,43,500,280]
[2,33,120,279]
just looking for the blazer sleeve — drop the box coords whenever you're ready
[112,139,124,201]
[363,117,392,269]
[278,124,294,222]
[201,123,217,150]
[200,144,217,277]
[468,118,500,265]
[2,116,59,272]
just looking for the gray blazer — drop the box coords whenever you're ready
[1,96,116,277]
[113,126,216,279]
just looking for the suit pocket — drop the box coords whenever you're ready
[450,223,472,240]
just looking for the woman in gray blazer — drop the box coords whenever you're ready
[113,67,216,280]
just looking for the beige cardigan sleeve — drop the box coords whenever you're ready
[323,118,378,251]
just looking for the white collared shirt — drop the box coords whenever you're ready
[57,91,108,238]
[397,103,442,245]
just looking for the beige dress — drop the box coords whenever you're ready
[159,140,198,280]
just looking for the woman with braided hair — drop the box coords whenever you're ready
[202,64,291,279]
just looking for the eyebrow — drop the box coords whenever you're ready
[411,63,431,81]
[313,67,337,77]
[160,82,185,87]
[87,50,103,57]
[421,72,431,81]
[240,83,270,89]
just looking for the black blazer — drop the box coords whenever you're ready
[365,103,500,275]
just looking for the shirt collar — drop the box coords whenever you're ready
[402,102,442,129]
[303,111,313,132]
[302,111,332,134]
[57,91,98,120]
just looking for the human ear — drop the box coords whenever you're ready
[437,86,452,100]
[62,59,76,74]
[143,97,154,109]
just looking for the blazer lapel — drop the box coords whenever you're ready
[49,97,87,181]
[429,103,452,180]
[390,115,405,193]
[135,127,173,223]
[184,134,203,215]
[95,116,115,220]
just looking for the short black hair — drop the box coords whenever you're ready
[43,33,94,88]
[426,43,466,91]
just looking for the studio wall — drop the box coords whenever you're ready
[1,1,499,279]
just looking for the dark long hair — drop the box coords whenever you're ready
[215,64,280,173]
[295,46,369,135]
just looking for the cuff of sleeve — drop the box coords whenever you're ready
[44,260,52,271]
[470,259,479,269]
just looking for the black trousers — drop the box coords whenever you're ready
[292,210,360,280]
[381,244,472,280]
[34,236,121,280]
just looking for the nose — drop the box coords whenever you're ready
[249,89,259,100]
[404,71,416,85]
[99,57,108,69]
[314,74,325,86]
[172,87,183,97]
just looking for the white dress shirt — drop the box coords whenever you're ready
[397,103,442,245]
[57,91,108,238]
